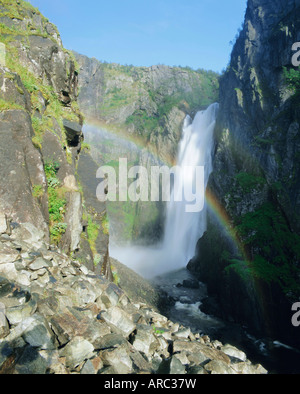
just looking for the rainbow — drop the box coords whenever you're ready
[205,187,250,263]
[85,119,249,262]
[83,118,176,167]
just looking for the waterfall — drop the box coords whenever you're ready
[161,102,219,272]
[110,103,219,278]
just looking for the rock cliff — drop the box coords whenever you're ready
[0,0,110,278]
[188,0,300,350]
[74,52,219,164]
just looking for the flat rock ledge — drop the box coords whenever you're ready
[0,222,268,374]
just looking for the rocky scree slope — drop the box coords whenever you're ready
[0,0,111,279]
[0,216,267,374]
[189,0,300,349]
[74,52,219,165]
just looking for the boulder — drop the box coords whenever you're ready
[63,119,82,147]
[157,356,186,375]
[29,257,53,271]
[21,314,56,350]
[0,302,9,338]
[101,306,136,338]
[101,343,133,374]
[182,279,199,289]
[132,325,157,356]
[204,360,237,375]
[0,245,20,265]
[5,296,37,325]
[60,336,94,369]
[221,344,247,362]
[0,214,9,235]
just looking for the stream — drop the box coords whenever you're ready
[151,267,300,374]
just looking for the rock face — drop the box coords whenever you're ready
[0,0,110,277]
[188,0,300,349]
[0,223,267,374]
[74,52,219,164]
[75,57,219,244]
[0,0,82,249]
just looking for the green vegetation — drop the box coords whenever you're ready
[225,259,252,282]
[283,66,300,96]
[152,325,165,335]
[81,142,91,152]
[235,171,266,193]
[0,0,81,149]
[86,214,100,255]
[44,161,67,244]
[94,60,219,139]
[229,202,300,296]
[126,70,219,137]
[111,265,120,286]
[0,97,24,111]
[32,184,44,199]
[126,111,160,137]
[101,215,109,235]
[92,254,101,269]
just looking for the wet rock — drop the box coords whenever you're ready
[182,279,199,289]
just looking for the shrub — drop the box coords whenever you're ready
[235,171,266,193]
[283,66,300,96]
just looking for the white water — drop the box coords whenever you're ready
[110,103,219,278]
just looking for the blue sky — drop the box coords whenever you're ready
[28,0,247,73]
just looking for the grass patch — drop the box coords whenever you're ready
[101,214,109,235]
[44,161,67,244]
[81,142,91,152]
[86,214,100,255]
[32,184,43,199]
[0,97,24,111]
